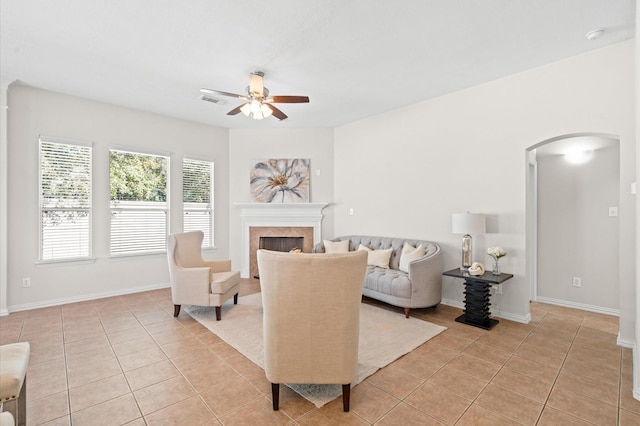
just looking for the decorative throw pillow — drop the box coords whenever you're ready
[399,243,426,273]
[358,244,392,268]
[323,239,350,253]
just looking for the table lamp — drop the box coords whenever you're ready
[451,213,486,271]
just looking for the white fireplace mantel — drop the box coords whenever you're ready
[234,203,329,277]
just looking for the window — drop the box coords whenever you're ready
[110,149,168,256]
[183,158,214,247]
[39,137,92,261]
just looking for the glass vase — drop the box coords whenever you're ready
[492,258,501,276]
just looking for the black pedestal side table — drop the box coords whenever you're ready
[443,268,514,330]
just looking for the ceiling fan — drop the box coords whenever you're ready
[200,71,309,121]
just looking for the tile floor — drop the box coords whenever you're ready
[1,278,639,425]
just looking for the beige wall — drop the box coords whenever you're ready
[537,143,619,310]
[334,41,635,327]
[227,128,335,271]
[6,85,230,310]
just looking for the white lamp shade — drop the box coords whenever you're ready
[452,213,486,235]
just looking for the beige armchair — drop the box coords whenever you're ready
[167,231,240,320]
[257,249,367,412]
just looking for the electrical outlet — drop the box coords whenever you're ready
[572,277,581,287]
[608,207,618,217]
[492,284,502,294]
[349,208,354,216]
[22,277,31,288]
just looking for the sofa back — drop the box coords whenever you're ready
[314,235,440,270]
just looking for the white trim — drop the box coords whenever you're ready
[535,296,620,316]
[234,203,329,278]
[4,283,170,314]
[617,332,635,348]
[0,86,8,316]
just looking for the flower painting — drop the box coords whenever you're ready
[250,159,310,203]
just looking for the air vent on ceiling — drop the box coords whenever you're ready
[199,94,226,105]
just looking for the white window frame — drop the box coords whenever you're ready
[39,136,92,262]
[109,148,169,257]
[183,157,214,247]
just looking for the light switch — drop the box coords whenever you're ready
[609,207,618,217]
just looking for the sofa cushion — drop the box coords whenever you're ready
[364,266,412,299]
[323,239,350,253]
[399,243,427,273]
[358,244,392,268]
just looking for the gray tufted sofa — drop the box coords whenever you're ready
[313,236,443,317]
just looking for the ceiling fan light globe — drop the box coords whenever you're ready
[249,100,262,113]
[261,104,273,117]
[240,103,251,117]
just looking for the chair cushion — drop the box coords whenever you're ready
[0,342,30,401]
[210,270,241,294]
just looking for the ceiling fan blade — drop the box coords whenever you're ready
[227,104,246,116]
[265,104,288,121]
[249,72,264,96]
[269,95,310,103]
[200,88,247,99]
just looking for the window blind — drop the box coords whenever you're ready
[110,150,168,256]
[39,139,92,260]
[183,158,214,247]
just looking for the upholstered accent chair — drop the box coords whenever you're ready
[257,249,368,412]
[0,342,30,426]
[167,231,240,320]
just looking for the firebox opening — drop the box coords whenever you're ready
[255,236,304,278]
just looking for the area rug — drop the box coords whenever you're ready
[186,293,446,408]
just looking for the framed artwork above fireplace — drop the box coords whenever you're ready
[249,158,310,203]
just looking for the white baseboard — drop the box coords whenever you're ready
[535,296,620,316]
[6,283,170,313]
[441,298,531,324]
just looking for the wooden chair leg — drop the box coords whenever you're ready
[233,293,238,304]
[271,383,280,410]
[404,307,410,318]
[342,384,351,412]
[215,306,221,321]
[173,304,181,317]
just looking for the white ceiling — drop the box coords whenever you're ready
[1,0,635,129]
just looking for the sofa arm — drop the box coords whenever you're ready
[172,267,211,304]
[407,248,443,306]
[202,259,232,273]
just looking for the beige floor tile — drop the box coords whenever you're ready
[456,404,522,426]
[181,357,241,393]
[70,393,142,426]
[427,364,489,400]
[349,381,400,423]
[462,340,512,365]
[106,325,149,345]
[404,381,471,424]
[376,402,445,425]
[64,335,111,356]
[66,357,122,388]
[562,354,620,386]
[198,374,263,417]
[133,376,195,415]
[110,333,157,357]
[125,359,181,391]
[554,369,619,406]
[475,383,543,425]
[392,351,446,380]
[144,395,217,425]
[490,367,553,403]
[117,346,167,372]
[537,407,594,425]
[503,355,560,384]
[546,387,617,425]
[446,352,501,381]
[365,363,425,399]
[69,373,130,412]
[620,408,640,425]
[217,397,294,425]
[28,391,70,426]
